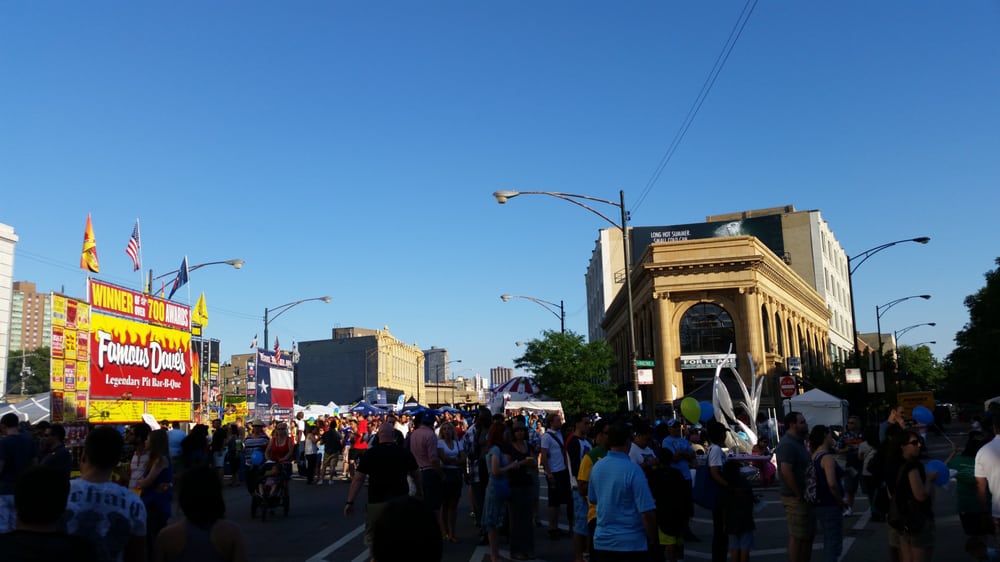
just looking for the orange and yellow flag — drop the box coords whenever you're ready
[80,213,100,273]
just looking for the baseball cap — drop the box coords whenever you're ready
[666,419,681,428]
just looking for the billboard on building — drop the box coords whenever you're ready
[631,215,785,265]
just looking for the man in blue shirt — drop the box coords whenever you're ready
[661,419,696,482]
[588,422,657,562]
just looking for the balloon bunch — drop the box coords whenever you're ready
[680,397,714,424]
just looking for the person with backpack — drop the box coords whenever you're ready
[776,411,816,562]
[809,425,844,562]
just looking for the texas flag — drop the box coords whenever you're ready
[257,353,294,410]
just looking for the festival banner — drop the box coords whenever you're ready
[89,312,192,401]
[51,294,91,421]
[88,279,191,331]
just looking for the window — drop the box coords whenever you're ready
[679,303,735,355]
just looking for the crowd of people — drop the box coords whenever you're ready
[2,400,1000,562]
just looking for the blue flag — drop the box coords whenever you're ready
[168,256,189,300]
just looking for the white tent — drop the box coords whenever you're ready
[783,388,848,429]
[294,402,340,419]
[500,400,564,416]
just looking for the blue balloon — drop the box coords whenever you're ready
[699,400,714,423]
[251,450,264,466]
[926,459,949,486]
[912,406,934,425]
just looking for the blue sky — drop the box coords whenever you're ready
[2,2,998,387]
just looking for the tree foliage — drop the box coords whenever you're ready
[896,344,946,392]
[5,347,51,395]
[945,258,1000,402]
[513,330,619,415]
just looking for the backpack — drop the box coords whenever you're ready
[803,453,821,504]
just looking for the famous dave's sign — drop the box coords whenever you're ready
[88,279,191,331]
[89,312,192,400]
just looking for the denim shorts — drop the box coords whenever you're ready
[728,531,755,550]
[572,491,589,535]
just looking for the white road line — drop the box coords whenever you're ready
[304,524,366,562]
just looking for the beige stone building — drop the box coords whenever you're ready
[602,236,831,409]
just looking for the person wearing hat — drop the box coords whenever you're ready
[243,420,270,501]
[661,420,696,483]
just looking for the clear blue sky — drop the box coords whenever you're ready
[3,2,998,389]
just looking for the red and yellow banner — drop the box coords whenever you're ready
[89,312,192,401]
[88,279,191,331]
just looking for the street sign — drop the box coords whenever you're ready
[637,368,654,385]
[780,376,797,398]
[788,356,802,374]
[636,359,655,368]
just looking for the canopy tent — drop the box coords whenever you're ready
[294,402,340,419]
[490,376,547,412]
[0,393,51,424]
[783,388,849,429]
[349,401,387,415]
[499,400,563,416]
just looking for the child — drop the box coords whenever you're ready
[750,442,776,486]
[258,461,282,498]
[721,460,756,562]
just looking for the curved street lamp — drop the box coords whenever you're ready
[494,189,640,410]
[910,341,937,348]
[875,294,930,399]
[847,237,930,366]
[500,294,565,333]
[146,258,244,293]
[263,296,331,350]
[894,322,936,343]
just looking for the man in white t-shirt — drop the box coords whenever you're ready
[628,422,659,469]
[63,426,146,562]
[975,414,1000,520]
[540,413,572,539]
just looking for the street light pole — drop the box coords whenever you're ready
[147,258,244,294]
[262,296,331,351]
[876,294,931,398]
[493,189,640,411]
[847,237,929,368]
[500,295,565,333]
[894,322,936,343]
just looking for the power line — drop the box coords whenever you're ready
[633,0,759,212]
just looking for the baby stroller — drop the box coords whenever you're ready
[250,457,290,521]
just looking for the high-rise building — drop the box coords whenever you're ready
[0,224,18,397]
[490,366,513,389]
[10,281,52,352]
[423,346,454,383]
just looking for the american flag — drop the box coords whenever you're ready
[273,337,281,359]
[125,219,141,271]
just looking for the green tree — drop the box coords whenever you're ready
[513,330,619,415]
[945,258,1000,402]
[896,345,945,392]
[5,347,51,395]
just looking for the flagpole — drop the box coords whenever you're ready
[135,219,143,290]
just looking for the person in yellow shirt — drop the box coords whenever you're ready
[575,418,609,561]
